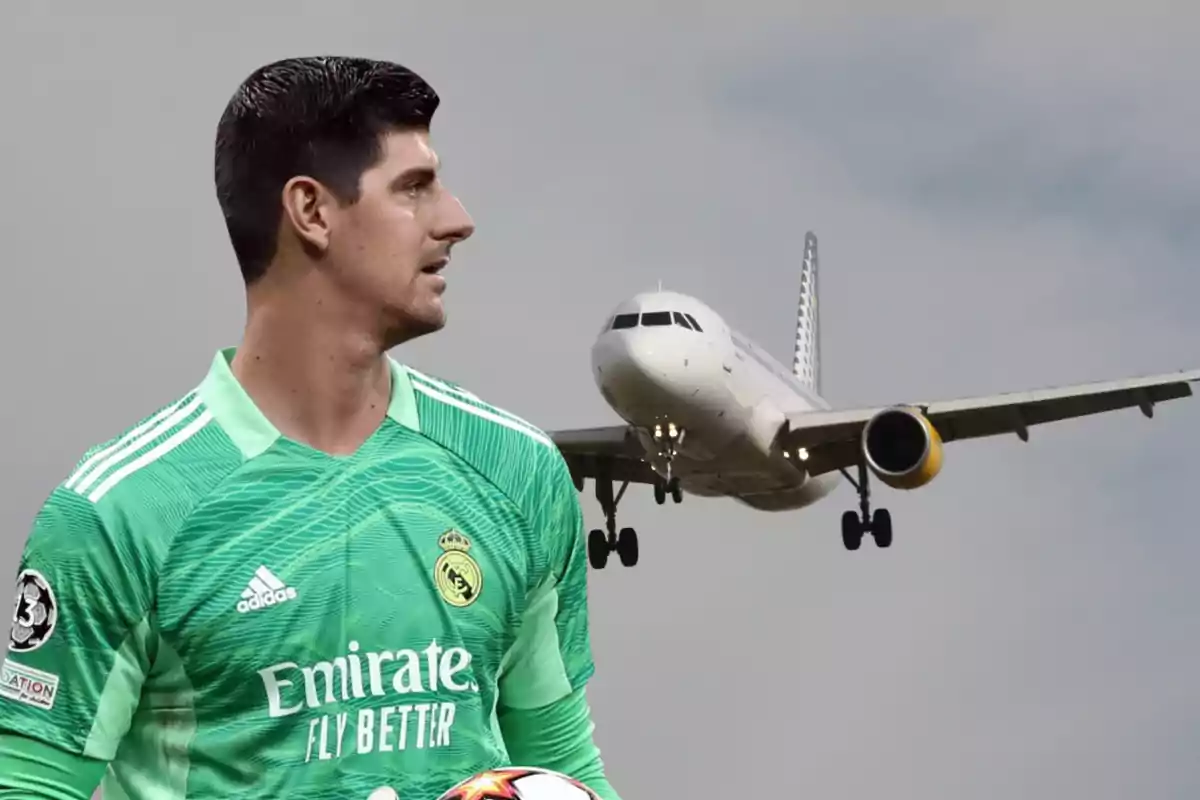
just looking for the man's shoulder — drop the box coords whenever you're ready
[50,387,241,540]
[406,366,557,454]
[404,366,569,485]
[398,366,585,578]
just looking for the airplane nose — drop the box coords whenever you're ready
[594,331,662,384]
[624,333,670,383]
[591,322,721,429]
[592,329,682,401]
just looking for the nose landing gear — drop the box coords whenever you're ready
[651,421,686,506]
[653,476,683,505]
[579,421,689,571]
[653,421,686,461]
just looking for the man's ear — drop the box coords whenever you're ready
[280,176,333,253]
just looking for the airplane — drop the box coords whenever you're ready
[547,231,1200,570]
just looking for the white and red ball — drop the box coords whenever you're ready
[437,766,600,800]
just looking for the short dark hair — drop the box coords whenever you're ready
[214,55,440,283]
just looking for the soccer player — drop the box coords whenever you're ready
[0,56,621,799]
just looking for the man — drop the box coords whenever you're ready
[0,56,620,799]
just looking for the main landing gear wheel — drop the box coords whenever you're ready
[841,508,892,550]
[838,461,893,550]
[616,527,639,566]
[588,529,610,569]
[588,526,640,569]
[586,472,639,569]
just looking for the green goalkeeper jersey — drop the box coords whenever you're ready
[0,348,596,799]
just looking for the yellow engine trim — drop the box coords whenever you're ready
[870,407,945,490]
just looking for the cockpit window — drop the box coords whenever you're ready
[606,310,704,331]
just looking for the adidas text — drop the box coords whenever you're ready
[238,586,298,614]
[238,566,298,614]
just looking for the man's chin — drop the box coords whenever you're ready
[386,303,446,346]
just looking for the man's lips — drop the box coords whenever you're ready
[420,258,449,275]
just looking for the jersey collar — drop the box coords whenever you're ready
[197,347,421,459]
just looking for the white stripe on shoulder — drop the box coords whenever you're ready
[65,392,197,489]
[71,395,205,496]
[87,409,213,503]
[410,380,554,448]
[406,369,482,401]
[406,370,548,440]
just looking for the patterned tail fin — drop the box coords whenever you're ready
[791,231,822,394]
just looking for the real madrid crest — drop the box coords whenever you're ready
[434,530,482,608]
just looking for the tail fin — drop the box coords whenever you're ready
[791,231,822,394]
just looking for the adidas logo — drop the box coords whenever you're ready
[237,566,298,614]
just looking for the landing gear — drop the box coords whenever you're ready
[840,508,892,550]
[653,476,683,505]
[653,421,686,457]
[587,472,639,569]
[651,421,686,507]
[838,461,893,550]
[581,421,687,570]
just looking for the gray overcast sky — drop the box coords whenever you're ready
[3,3,1199,798]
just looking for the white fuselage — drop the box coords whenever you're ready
[590,291,841,511]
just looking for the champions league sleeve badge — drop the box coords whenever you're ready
[8,569,58,653]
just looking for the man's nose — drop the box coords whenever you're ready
[436,194,475,243]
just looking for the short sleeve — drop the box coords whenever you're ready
[0,487,156,761]
[497,451,596,711]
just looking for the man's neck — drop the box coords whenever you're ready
[231,291,393,456]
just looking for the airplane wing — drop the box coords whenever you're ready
[549,425,661,486]
[787,369,1200,477]
[548,369,1200,486]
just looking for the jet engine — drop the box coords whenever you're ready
[861,406,944,489]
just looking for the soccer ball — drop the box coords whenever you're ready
[436,766,600,799]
